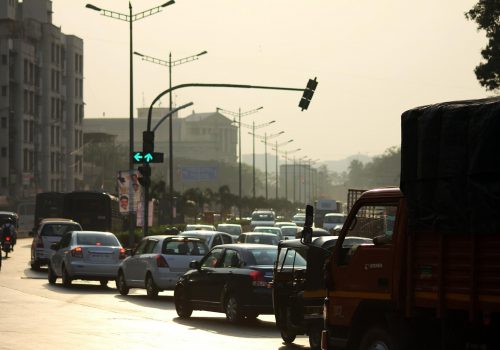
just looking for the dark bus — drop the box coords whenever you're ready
[64,192,124,232]
[34,192,66,225]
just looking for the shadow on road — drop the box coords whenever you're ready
[42,281,119,295]
[173,315,278,339]
[114,294,176,311]
[278,343,308,350]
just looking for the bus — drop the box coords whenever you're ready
[34,191,124,232]
[34,192,65,225]
[64,192,124,232]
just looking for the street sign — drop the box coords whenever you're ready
[132,152,164,164]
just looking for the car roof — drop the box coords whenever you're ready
[71,230,115,235]
[324,213,346,217]
[143,235,203,242]
[214,243,278,250]
[279,236,339,249]
[40,218,78,223]
[180,230,229,236]
[217,223,241,227]
[242,232,277,236]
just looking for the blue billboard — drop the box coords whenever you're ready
[180,166,218,182]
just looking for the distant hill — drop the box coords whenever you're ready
[241,153,372,173]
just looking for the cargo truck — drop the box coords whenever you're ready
[313,98,500,350]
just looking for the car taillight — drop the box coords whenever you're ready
[249,270,267,287]
[156,255,169,268]
[119,247,126,259]
[36,238,44,248]
[71,246,83,258]
[5,236,10,241]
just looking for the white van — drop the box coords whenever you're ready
[250,209,276,229]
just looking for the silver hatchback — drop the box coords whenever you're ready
[116,235,209,298]
[48,231,125,287]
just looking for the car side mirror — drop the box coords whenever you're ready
[189,260,201,270]
[50,242,60,251]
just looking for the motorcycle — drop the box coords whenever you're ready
[2,236,12,258]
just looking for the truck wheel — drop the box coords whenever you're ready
[280,330,296,344]
[359,326,395,350]
[308,322,323,350]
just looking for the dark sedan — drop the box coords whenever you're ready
[174,244,277,323]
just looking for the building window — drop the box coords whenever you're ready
[51,43,55,63]
[29,121,34,143]
[29,151,34,171]
[23,89,28,113]
[24,59,28,83]
[79,104,84,123]
[23,148,28,171]
[56,71,60,92]
[1,117,6,128]
[23,120,28,142]
[50,152,55,173]
[1,147,6,157]
[1,85,7,96]
[56,127,60,146]
[50,126,54,146]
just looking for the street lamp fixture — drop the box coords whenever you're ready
[217,106,264,219]
[86,1,174,246]
[134,49,207,225]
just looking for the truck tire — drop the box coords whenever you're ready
[280,330,296,344]
[308,322,323,350]
[359,325,396,350]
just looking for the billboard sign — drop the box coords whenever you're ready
[180,166,217,182]
[116,170,142,214]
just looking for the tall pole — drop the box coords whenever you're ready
[252,121,256,199]
[169,52,174,225]
[285,153,289,201]
[128,3,134,246]
[238,108,242,219]
[298,159,301,204]
[293,156,296,204]
[275,140,278,199]
[264,132,268,200]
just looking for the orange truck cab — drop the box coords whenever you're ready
[320,98,500,350]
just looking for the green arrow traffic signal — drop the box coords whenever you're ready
[144,153,153,162]
[133,152,143,162]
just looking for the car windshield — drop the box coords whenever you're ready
[41,223,81,237]
[255,227,281,235]
[163,240,209,256]
[218,225,241,235]
[324,215,346,224]
[185,225,214,231]
[281,227,298,236]
[252,213,274,221]
[76,233,120,246]
[246,235,279,245]
[277,247,307,270]
[179,232,211,242]
[247,248,278,265]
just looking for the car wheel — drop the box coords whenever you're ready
[47,264,57,285]
[225,295,243,323]
[116,271,129,296]
[31,260,40,271]
[280,329,296,344]
[61,264,72,287]
[145,274,159,298]
[359,325,396,350]
[100,280,108,288]
[174,286,193,318]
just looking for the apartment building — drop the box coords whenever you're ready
[0,0,84,205]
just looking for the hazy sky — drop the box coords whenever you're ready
[53,0,489,161]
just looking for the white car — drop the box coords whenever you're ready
[48,231,124,287]
[184,224,216,231]
[323,213,347,232]
[250,210,276,229]
[178,230,235,249]
[30,218,82,270]
[292,213,306,227]
[116,235,209,298]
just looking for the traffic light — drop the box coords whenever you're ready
[138,165,151,187]
[143,131,155,155]
[299,77,318,111]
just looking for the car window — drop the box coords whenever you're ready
[247,248,278,265]
[212,234,223,247]
[76,233,120,247]
[144,240,158,254]
[59,232,73,249]
[347,204,398,241]
[163,240,209,256]
[222,249,241,268]
[41,223,81,237]
[221,233,233,244]
[201,247,224,268]
[278,248,307,271]
[134,239,148,255]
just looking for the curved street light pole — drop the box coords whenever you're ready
[272,139,293,199]
[279,148,300,202]
[257,131,284,200]
[134,50,207,225]
[86,1,175,246]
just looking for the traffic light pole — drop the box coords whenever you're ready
[143,80,316,236]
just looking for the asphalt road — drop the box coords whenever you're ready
[0,239,309,350]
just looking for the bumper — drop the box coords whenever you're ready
[240,288,274,314]
[154,270,185,290]
[68,261,120,279]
